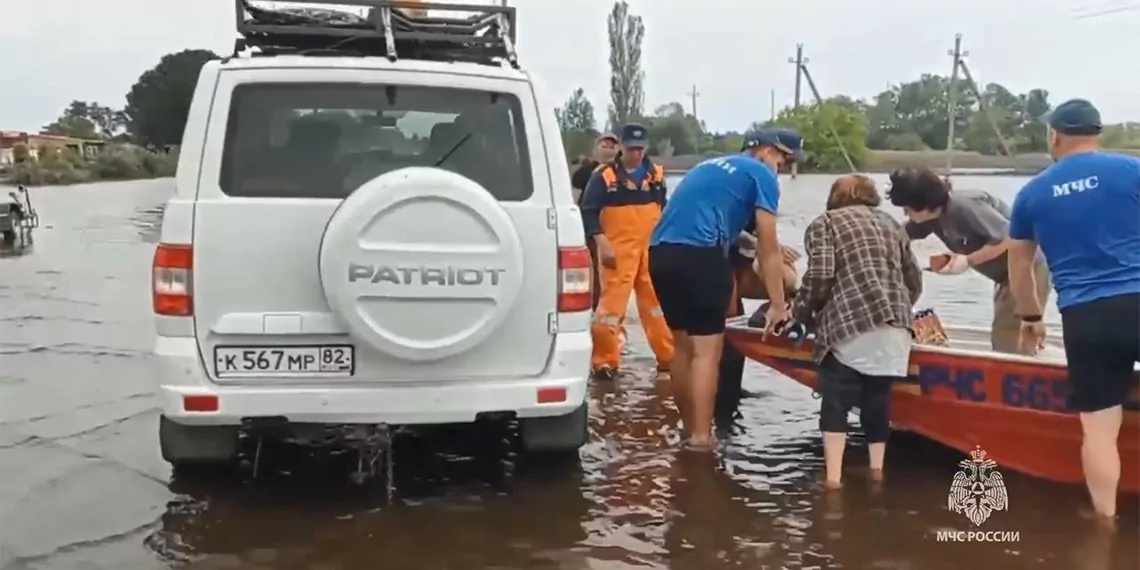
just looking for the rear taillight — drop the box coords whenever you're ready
[558,246,592,312]
[153,243,193,316]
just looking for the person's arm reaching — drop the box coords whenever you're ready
[961,197,1013,266]
[656,174,668,207]
[900,231,924,306]
[1007,187,1042,317]
[792,217,834,326]
[751,168,785,311]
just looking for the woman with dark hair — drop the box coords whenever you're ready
[886,167,1052,353]
[792,174,923,487]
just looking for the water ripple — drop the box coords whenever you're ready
[0,177,1133,570]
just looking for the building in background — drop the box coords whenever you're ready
[0,131,106,165]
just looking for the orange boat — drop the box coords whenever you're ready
[724,313,1140,493]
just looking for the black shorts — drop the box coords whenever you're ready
[648,243,733,336]
[1061,293,1140,412]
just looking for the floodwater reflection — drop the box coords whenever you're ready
[0,178,1136,570]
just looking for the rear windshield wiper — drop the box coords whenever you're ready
[433,132,473,167]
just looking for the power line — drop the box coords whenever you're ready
[1071,3,1140,19]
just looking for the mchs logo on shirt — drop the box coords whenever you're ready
[1052,175,1099,197]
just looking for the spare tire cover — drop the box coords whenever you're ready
[319,167,524,362]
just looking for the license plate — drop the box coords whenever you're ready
[213,345,354,377]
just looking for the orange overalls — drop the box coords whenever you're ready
[583,159,674,371]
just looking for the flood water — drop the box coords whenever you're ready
[0,175,1136,570]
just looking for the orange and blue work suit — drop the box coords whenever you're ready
[581,158,674,371]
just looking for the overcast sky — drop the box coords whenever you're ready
[3,0,1138,133]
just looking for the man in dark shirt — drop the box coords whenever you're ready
[571,133,619,310]
[571,133,619,207]
[886,167,1052,353]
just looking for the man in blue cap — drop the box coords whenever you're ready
[647,128,805,450]
[581,123,674,380]
[1007,98,1140,523]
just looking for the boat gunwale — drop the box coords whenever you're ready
[724,316,1069,370]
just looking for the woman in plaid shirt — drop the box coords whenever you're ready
[791,174,924,488]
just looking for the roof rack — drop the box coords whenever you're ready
[233,0,518,68]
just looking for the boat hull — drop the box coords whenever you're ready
[725,319,1140,493]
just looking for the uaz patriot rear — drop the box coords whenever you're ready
[151,0,591,469]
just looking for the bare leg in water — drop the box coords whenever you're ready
[686,333,723,448]
[670,330,692,434]
[822,432,846,488]
[1080,406,1123,524]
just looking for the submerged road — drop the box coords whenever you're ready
[0,177,1135,570]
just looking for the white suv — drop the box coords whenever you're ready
[152,0,592,468]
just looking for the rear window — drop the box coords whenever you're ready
[219,83,533,201]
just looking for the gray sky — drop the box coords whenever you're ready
[3,0,1138,133]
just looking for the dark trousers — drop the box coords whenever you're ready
[714,281,747,425]
[817,354,895,443]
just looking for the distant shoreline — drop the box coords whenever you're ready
[655,148,1140,175]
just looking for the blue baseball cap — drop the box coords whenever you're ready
[620,123,649,148]
[742,128,807,163]
[1048,99,1102,136]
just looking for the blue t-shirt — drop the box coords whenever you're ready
[1009,151,1140,310]
[650,154,779,249]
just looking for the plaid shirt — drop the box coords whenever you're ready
[792,205,923,362]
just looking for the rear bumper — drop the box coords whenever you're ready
[153,332,591,426]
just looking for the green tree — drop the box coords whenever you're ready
[1102,122,1140,149]
[556,88,598,133]
[556,88,600,160]
[768,101,869,172]
[11,143,30,163]
[606,1,645,130]
[1018,88,1051,152]
[41,115,98,139]
[866,74,975,150]
[644,102,702,156]
[42,100,124,139]
[123,49,220,147]
[962,83,1021,155]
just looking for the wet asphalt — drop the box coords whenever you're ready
[0,177,1136,570]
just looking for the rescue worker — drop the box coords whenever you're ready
[581,123,674,380]
[648,129,805,450]
[886,167,1053,353]
[1007,99,1140,524]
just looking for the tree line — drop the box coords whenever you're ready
[6,49,219,185]
[19,3,1138,183]
[558,1,1140,172]
[39,49,219,148]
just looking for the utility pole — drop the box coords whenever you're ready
[687,84,701,152]
[770,88,775,121]
[787,44,807,178]
[945,33,964,177]
[789,44,806,111]
[688,84,700,121]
